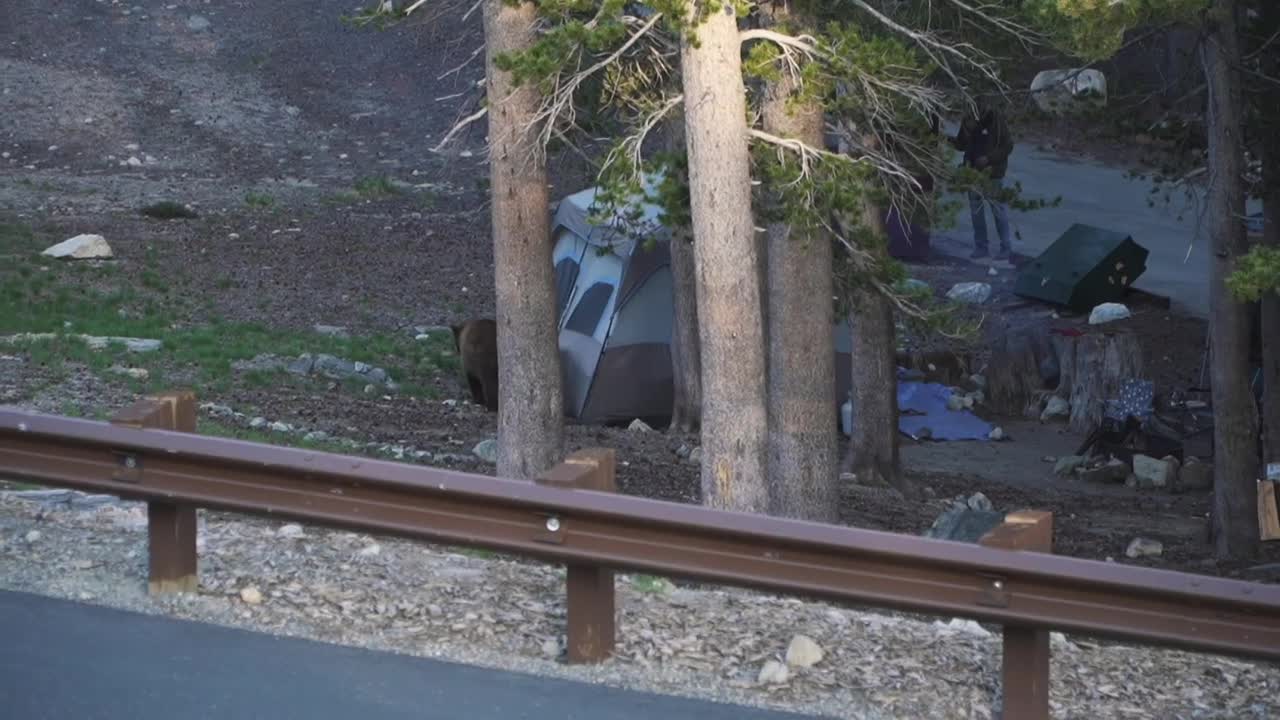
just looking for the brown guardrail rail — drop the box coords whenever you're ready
[1,392,1278,720]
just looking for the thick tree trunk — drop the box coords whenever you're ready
[839,134,907,497]
[761,48,838,523]
[1202,0,1259,560]
[1260,0,1280,467]
[681,5,769,513]
[1263,166,1280,464]
[843,284,903,493]
[669,226,702,434]
[663,118,702,435]
[484,0,564,479]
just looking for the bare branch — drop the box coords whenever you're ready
[431,105,488,153]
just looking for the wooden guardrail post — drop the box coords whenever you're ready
[980,510,1054,720]
[111,391,199,595]
[537,448,618,664]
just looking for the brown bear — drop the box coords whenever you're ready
[450,318,499,412]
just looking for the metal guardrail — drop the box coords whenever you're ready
[1,392,1279,720]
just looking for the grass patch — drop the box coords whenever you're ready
[139,201,199,220]
[0,220,456,398]
[629,574,674,594]
[353,176,402,199]
[244,191,274,208]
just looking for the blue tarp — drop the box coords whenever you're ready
[895,381,995,441]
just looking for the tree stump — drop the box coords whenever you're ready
[1056,330,1144,433]
[984,323,1058,417]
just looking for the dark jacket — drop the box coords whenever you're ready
[952,107,1013,179]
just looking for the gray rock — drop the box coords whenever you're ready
[946,393,966,412]
[187,14,211,31]
[362,367,389,385]
[270,421,291,433]
[42,234,113,260]
[757,659,790,685]
[1040,395,1070,422]
[924,507,1004,542]
[966,492,994,512]
[303,431,330,443]
[232,353,286,372]
[1133,454,1179,489]
[1125,537,1163,559]
[1053,455,1086,476]
[785,635,824,668]
[1088,302,1131,325]
[687,447,702,464]
[1178,458,1214,491]
[313,324,349,338]
[946,282,992,304]
[970,373,987,389]
[287,354,315,375]
[249,417,267,429]
[473,438,498,464]
[675,444,692,459]
[314,354,356,379]
[277,524,305,539]
[1082,458,1130,483]
[628,419,653,432]
[988,426,1005,441]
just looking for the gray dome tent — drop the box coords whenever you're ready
[552,180,675,425]
[551,177,856,427]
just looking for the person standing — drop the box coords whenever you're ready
[951,95,1015,261]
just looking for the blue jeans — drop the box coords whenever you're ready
[969,181,1011,255]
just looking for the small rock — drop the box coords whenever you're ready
[988,426,1005,441]
[303,431,329,443]
[414,334,432,342]
[970,373,987,389]
[675,444,692,459]
[785,635,824,668]
[966,492,993,512]
[1088,302,1131,325]
[1053,455,1086,476]
[277,524,304,538]
[627,418,653,432]
[24,530,40,543]
[239,586,263,605]
[187,14,211,31]
[473,438,498,464]
[946,394,966,412]
[249,417,267,429]
[1125,537,1163,559]
[987,266,998,277]
[70,559,94,570]
[270,421,291,433]
[364,384,377,394]
[1082,458,1130,484]
[108,365,149,380]
[541,637,562,658]
[687,447,702,464]
[757,659,790,685]
[358,543,382,557]
[946,282,992,304]
[1041,455,1057,463]
[1178,458,1213,491]
[1133,454,1178,489]
[1040,395,1070,422]
[313,324,349,338]
[287,354,316,375]
[42,234,113,260]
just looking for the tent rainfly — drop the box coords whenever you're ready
[551,178,856,427]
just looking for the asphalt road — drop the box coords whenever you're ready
[0,590,829,720]
[933,123,1264,319]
